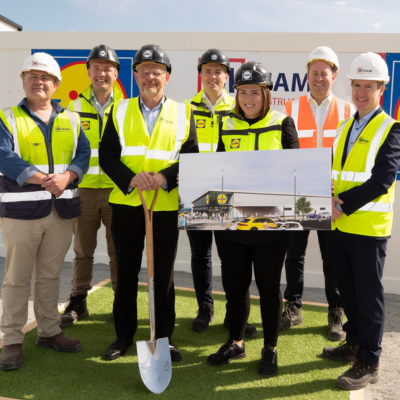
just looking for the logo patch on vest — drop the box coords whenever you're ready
[82,121,90,130]
[142,50,153,59]
[159,116,173,124]
[55,127,71,132]
[357,137,369,144]
[230,139,241,149]
[196,119,206,128]
[242,71,252,81]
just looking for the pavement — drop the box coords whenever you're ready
[0,256,398,399]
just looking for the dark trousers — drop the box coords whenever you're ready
[284,230,342,309]
[187,230,227,306]
[219,235,288,347]
[328,229,386,365]
[111,208,178,340]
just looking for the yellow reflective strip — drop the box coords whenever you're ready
[146,149,174,161]
[123,146,147,156]
[358,202,394,213]
[291,98,299,130]
[116,99,130,156]
[91,149,99,157]
[86,166,100,175]
[198,143,212,152]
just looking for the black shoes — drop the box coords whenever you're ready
[192,302,214,332]
[259,346,278,378]
[60,294,89,328]
[105,337,133,360]
[169,341,182,362]
[336,359,379,390]
[327,307,345,341]
[207,338,246,366]
[322,340,359,362]
[223,313,258,338]
[280,301,303,331]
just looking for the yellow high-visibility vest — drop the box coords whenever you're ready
[221,109,285,151]
[69,84,124,188]
[109,97,191,211]
[186,89,234,153]
[332,111,397,237]
[0,106,81,212]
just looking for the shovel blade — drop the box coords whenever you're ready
[136,337,172,394]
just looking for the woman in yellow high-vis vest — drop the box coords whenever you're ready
[207,61,299,377]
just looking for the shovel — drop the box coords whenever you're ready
[136,187,172,394]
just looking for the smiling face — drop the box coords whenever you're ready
[22,70,58,103]
[88,60,118,96]
[237,85,263,119]
[307,60,336,105]
[134,62,169,100]
[351,79,384,119]
[200,63,229,99]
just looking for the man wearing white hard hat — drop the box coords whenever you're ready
[0,52,91,370]
[281,46,355,340]
[322,52,400,391]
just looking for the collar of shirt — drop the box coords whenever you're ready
[139,95,165,136]
[346,105,380,156]
[91,89,114,121]
[18,98,61,143]
[202,91,226,113]
[307,91,333,107]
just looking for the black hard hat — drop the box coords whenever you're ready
[234,61,273,90]
[86,44,120,71]
[197,49,231,73]
[132,44,172,74]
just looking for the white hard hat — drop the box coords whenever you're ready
[306,46,340,72]
[347,52,389,84]
[20,53,62,83]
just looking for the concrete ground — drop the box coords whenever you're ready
[0,257,398,399]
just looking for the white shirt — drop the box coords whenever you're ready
[307,92,333,148]
[91,89,114,121]
[202,92,226,114]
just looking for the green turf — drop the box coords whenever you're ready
[0,284,349,400]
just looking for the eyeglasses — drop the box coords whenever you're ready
[136,69,166,78]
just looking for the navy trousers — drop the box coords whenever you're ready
[284,230,342,309]
[328,229,386,365]
[187,230,227,306]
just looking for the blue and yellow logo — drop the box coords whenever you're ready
[82,121,90,130]
[196,119,206,129]
[206,195,209,204]
[217,194,227,205]
[230,139,241,149]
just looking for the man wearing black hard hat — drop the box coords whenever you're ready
[61,45,123,328]
[99,44,198,362]
[184,49,257,337]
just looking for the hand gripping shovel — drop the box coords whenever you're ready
[136,188,172,394]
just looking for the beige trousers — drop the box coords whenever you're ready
[72,188,117,295]
[0,210,73,345]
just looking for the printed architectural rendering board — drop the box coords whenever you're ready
[178,149,332,232]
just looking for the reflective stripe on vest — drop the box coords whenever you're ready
[185,89,235,153]
[0,188,79,202]
[110,97,191,211]
[68,84,124,188]
[221,110,285,151]
[286,95,352,148]
[332,112,396,236]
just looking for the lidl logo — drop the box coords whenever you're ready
[206,195,209,204]
[82,121,90,130]
[32,49,139,108]
[196,119,206,129]
[230,138,241,149]
[217,194,227,205]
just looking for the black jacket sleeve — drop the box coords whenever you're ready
[339,121,400,216]
[99,105,135,195]
[281,116,300,149]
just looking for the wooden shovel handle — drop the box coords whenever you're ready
[137,188,159,280]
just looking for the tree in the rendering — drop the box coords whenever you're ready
[178,195,184,212]
[295,197,313,220]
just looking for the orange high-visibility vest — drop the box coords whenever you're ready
[285,95,352,148]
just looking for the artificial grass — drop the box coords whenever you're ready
[0,284,350,400]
